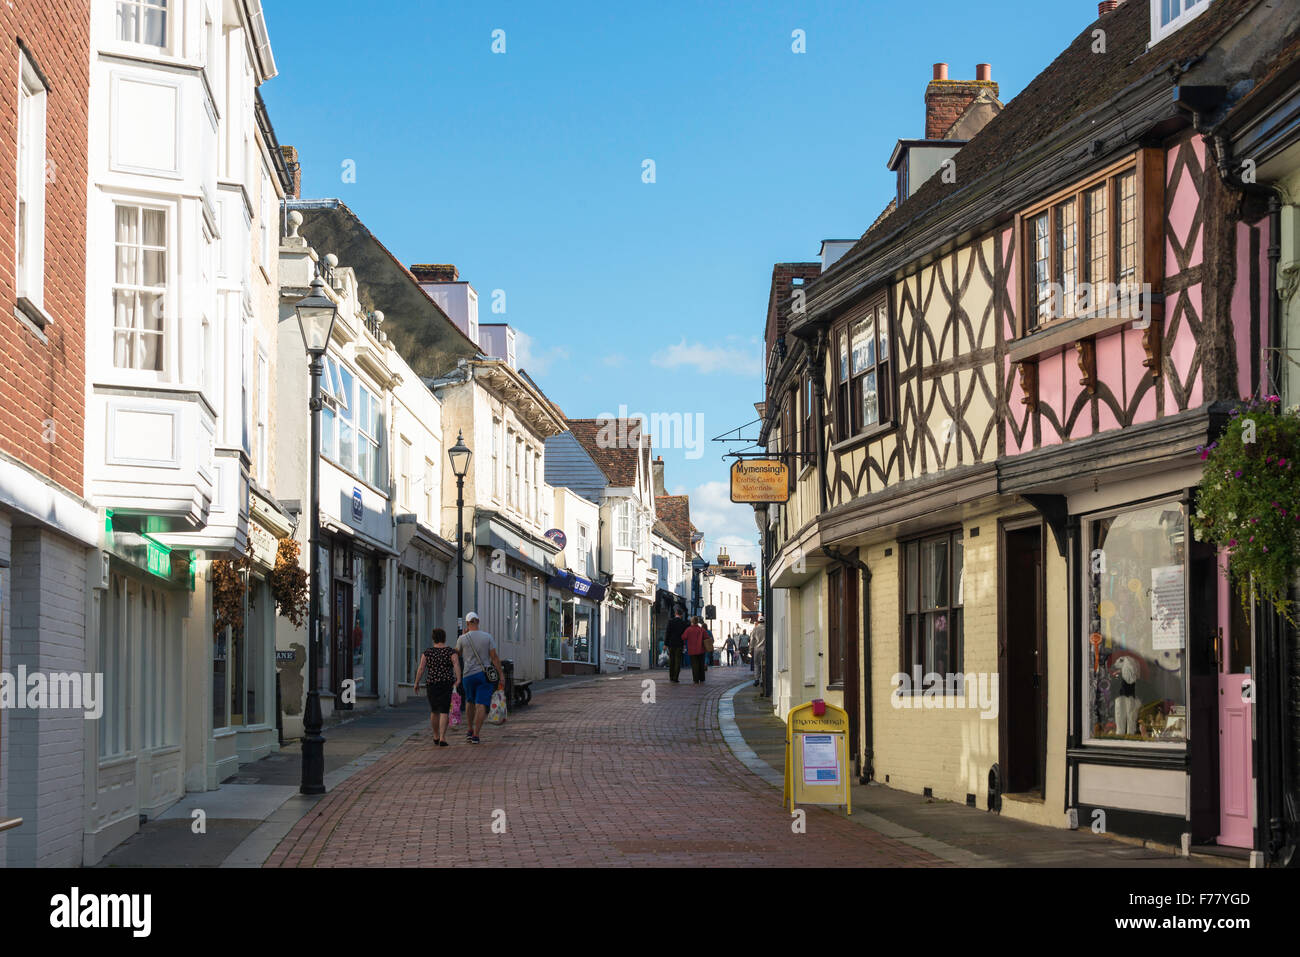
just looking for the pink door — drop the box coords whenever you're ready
[1217,549,1254,848]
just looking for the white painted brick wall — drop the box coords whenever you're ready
[4,525,88,867]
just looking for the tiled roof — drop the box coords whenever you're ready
[565,418,649,488]
[652,520,684,550]
[834,0,1255,272]
[656,496,691,553]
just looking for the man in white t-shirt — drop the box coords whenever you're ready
[456,612,505,744]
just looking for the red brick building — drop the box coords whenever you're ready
[0,1,99,868]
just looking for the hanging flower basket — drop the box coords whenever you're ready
[269,537,309,628]
[1190,396,1300,623]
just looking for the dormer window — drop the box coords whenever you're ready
[1150,0,1211,46]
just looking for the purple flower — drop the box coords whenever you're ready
[1230,539,1238,547]
[1235,470,1243,478]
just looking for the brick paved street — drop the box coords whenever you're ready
[265,666,944,868]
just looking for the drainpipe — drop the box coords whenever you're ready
[822,545,874,783]
[1206,128,1295,866]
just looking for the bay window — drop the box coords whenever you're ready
[318,358,384,488]
[1019,155,1149,333]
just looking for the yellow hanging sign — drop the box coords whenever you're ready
[730,459,790,504]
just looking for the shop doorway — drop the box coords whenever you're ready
[827,567,860,760]
[1001,522,1046,796]
[331,579,354,707]
[1216,548,1254,848]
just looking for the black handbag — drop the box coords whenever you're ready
[468,638,500,684]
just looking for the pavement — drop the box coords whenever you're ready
[93,663,1241,868]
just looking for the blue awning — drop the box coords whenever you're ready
[549,569,607,602]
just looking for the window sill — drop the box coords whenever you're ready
[1008,305,1157,364]
[14,298,51,341]
[829,421,895,455]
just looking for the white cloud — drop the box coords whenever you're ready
[687,480,762,564]
[650,338,761,376]
[514,330,570,377]
[601,354,627,367]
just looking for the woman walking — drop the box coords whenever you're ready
[413,628,461,746]
[683,617,708,684]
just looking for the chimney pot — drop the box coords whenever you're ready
[976,63,992,82]
[1099,1,1120,13]
[933,62,948,81]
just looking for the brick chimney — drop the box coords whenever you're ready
[653,455,666,497]
[1098,1,1121,14]
[410,264,459,283]
[925,63,999,140]
[280,145,302,199]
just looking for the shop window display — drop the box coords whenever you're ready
[1083,500,1188,743]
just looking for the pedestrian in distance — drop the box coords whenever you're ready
[456,612,505,744]
[740,630,751,668]
[413,627,461,746]
[751,618,767,689]
[702,623,715,673]
[683,616,709,684]
[664,608,687,683]
[723,636,736,666]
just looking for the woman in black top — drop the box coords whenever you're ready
[414,628,461,746]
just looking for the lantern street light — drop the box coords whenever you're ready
[447,431,472,634]
[295,274,338,795]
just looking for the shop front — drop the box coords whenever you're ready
[394,516,452,704]
[545,568,606,676]
[1068,489,1246,849]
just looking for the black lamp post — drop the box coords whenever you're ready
[295,274,338,796]
[447,431,472,634]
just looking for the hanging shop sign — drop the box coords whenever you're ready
[543,528,567,550]
[783,699,851,814]
[729,459,789,504]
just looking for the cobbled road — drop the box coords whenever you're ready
[265,668,944,867]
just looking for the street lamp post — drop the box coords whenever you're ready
[295,275,338,796]
[447,431,472,634]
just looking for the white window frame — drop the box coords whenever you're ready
[110,199,173,380]
[492,419,501,502]
[578,524,589,574]
[356,382,384,489]
[423,456,435,526]
[115,0,174,53]
[505,428,514,508]
[400,435,412,508]
[1149,0,1211,46]
[617,501,631,549]
[255,347,268,480]
[16,51,47,313]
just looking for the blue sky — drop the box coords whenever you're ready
[261,0,1092,563]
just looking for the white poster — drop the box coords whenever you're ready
[801,733,840,786]
[1151,564,1185,650]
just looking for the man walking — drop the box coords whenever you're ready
[723,636,736,666]
[751,618,766,690]
[664,608,687,683]
[456,612,504,744]
[739,630,751,667]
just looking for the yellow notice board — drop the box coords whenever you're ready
[783,701,851,814]
[729,459,789,504]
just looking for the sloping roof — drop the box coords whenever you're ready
[833,0,1257,274]
[565,418,648,489]
[656,496,692,554]
[652,519,685,550]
